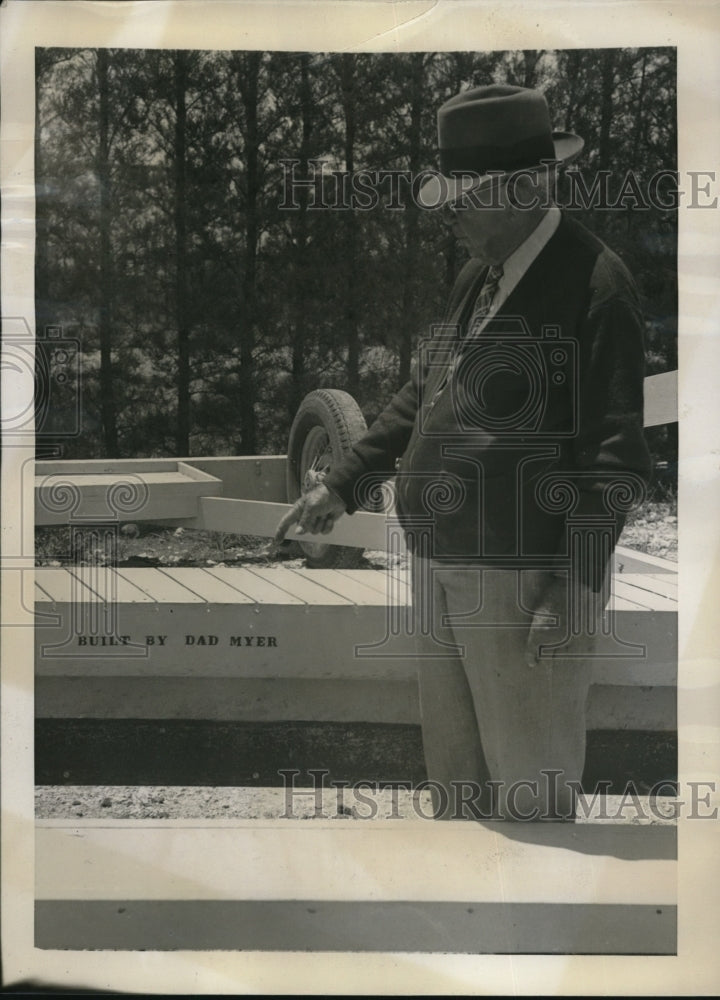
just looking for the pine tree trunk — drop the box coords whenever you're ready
[237,52,260,455]
[174,51,191,455]
[627,51,649,236]
[97,49,119,457]
[398,53,426,388]
[35,53,51,339]
[598,51,616,173]
[289,54,313,421]
[563,50,582,131]
[596,50,616,235]
[522,50,540,88]
[339,54,360,398]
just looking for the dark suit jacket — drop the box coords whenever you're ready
[325,211,652,590]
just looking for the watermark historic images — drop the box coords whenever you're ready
[280,162,717,212]
[278,769,714,823]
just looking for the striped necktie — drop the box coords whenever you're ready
[429,263,505,408]
[467,263,504,338]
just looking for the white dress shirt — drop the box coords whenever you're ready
[473,204,561,333]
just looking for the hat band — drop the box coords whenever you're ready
[439,132,557,177]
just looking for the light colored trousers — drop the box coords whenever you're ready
[412,559,602,821]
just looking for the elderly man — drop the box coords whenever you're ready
[275,85,651,821]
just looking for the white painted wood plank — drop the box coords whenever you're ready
[154,456,287,502]
[621,573,679,603]
[288,568,388,606]
[382,567,413,605]
[609,580,654,611]
[643,370,677,427]
[35,467,221,526]
[589,659,676,689]
[35,821,676,906]
[204,567,305,605]
[35,672,674,725]
[197,497,404,551]
[115,568,207,604]
[606,592,650,612]
[33,898,677,954]
[35,676,420,723]
[36,455,287,503]
[334,568,390,596]
[37,471,193,488]
[338,568,413,601]
[247,567,354,605]
[35,459,175,476]
[645,572,679,590]
[157,568,254,603]
[613,578,678,613]
[175,461,222,484]
[69,567,155,604]
[63,565,107,601]
[34,568,102,604]
[35,579,55,603]
[613,545,677,575]
[336,568,411,606]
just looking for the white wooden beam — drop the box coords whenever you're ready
[33,565,677,729]
[196,496,406,551]
[34,820,676,952]
[35,463,222,526]
[36,819,676,903]
[613,545,677,574]
[34,674,677,730]
[643,370,678,427]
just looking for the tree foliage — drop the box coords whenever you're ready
[36,47,677,467]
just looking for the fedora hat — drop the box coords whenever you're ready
[418,84,584,207]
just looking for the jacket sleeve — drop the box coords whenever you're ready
[560,281,653,591]
[323,370,421,513]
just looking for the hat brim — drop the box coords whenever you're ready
[417,132,584,208]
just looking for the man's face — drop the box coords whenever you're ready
[445,175,542,265]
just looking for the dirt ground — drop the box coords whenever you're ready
[34,494,677,570]
[35,717,677,823]
[35,784,676,824]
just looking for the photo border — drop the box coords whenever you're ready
[2,0,719,993]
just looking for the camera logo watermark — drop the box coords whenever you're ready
[349,302,649,662]
[32,467,153,658]
[1,318,81,441]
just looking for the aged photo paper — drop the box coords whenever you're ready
[1,0,719,994]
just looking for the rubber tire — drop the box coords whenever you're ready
[286,389,368,569]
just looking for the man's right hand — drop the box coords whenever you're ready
[273,485,347,544]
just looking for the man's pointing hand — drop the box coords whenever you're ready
[274,485,347,544]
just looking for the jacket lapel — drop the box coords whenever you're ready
[448,212,575,338]
[446,260,488,335]
[493,215,568,330]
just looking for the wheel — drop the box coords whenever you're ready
[286,389,368,568]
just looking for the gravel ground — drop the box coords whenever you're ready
[36,785,677,824]
[36,785,431,821]
[35,497,677,570]
[620,503,677,562]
